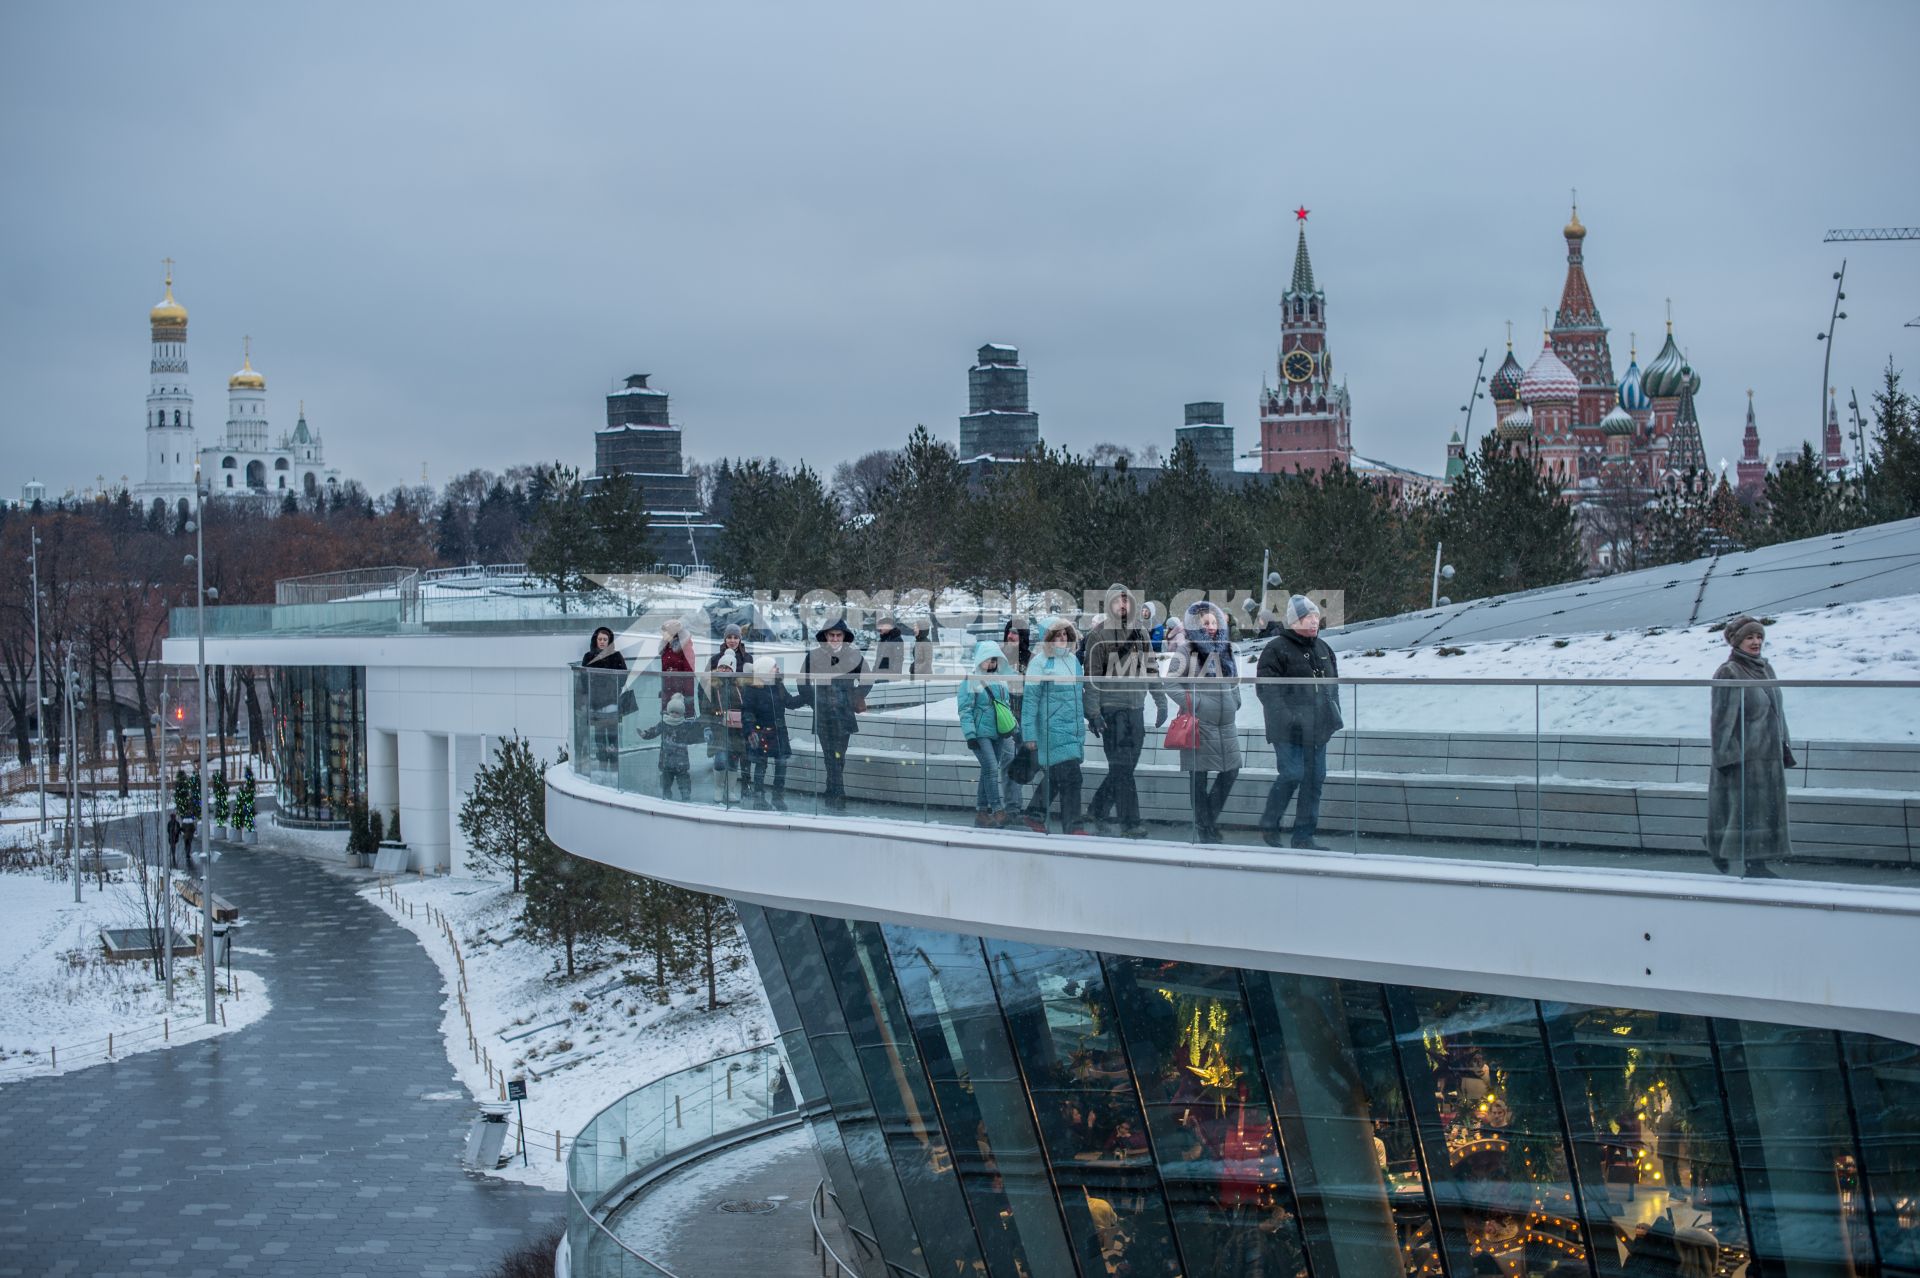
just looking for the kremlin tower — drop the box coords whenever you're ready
[1737,390,1767,501]
[1259,209,1353,474]
[1823,389,1850,476]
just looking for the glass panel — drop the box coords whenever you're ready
[1245,971,1446,1277]
[882,922,1081,1278]
[983,936,1184,1277]
[1839,1031,1920,1275]
[764,907,931,1276]
[1715,1020,1876,1276]
[815,918,989,1275]
[1542,1003,1751,1276]
[269,665,365,826]
[1387,985,1596,1276]
[1105,957,1311,1277]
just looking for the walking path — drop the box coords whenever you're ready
[0,815,562,1278]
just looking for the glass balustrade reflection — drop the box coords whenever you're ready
[567,666,1919,887]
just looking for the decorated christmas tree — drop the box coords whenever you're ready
[235,770,257,834]
[211,772,231,829]
[172,769,202,821]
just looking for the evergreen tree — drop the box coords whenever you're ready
[525,463,594,606]
[457,735,554,892]
[1755,443,1861,545]
[1140,441,1248,603]
[711,460,845,590]
[1863,360,1920,522]
[862,426,965,589]
[433,496,470,564]
[279,490,299,516]
[1642,469,1716,566]
[1433,438,1585,601]
[582,469,655,580]
[522,845,616,979]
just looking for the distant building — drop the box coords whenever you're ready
[1259,210,1353,475]
[592,373,720,569]
[1174,402,1235,474]
[958,344,1041,461]
[130,263,339,519]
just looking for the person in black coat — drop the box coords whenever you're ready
[166,811,183,869]
[582,626,629,773]
[797,619,867,810]
[872,614,907,678]
[1255,595,1343,850]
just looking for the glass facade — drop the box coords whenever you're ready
[269,665,366,827]
[741,904,1920,1277]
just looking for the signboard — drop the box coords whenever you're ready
[506,1077,527,1101]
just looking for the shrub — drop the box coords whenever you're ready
[369,810,385,846]
[482,1227,564,1278]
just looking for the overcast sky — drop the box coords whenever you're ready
[4,1,1917,500]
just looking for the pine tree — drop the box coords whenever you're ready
[522,844,615,979]
[457,735,554,892]
[711,460,845,591]
[582,469,655,581]
[1433,438,1585,601]
[433,496,470,564]
[1863,360,1920,522]
[1755,444,1861,545]
[525,463,594,607]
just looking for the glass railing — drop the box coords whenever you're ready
[569,661,1920,888]
[566,1042,795,1277]
[172,594,646,637]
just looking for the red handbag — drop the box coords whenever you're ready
[1163,695,1198,750]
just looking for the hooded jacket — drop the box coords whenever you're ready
[1020,617,1087,767]
[1176,601,1242,772]
[799,619,867,738]
[1081,584,1170,719]
[957,639,1014,742]
[739,657,803,759]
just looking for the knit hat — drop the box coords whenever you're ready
[663,694,689,721]
[715,650,737,671]
[751,656,778,682]
[1284,594,1322,627]
[723,622,743,640]
[1724,615,1765,647]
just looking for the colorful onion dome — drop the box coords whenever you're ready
[1600,404,1636,436]
[1618,356,1650,412]
[1518,339,1580,403]
[1490,347,1525,402]
[1639,329,1698,399]
[1496,405,1534,440]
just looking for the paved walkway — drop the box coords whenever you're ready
[607,1125,852,1277]
[0,814,562,1278]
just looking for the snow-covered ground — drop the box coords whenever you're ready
[0,789,165,824]
[363,875,773,1192]
[0,861,269,1083]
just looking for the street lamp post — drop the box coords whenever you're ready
[1816,261,1848,449]
[63,646,81,903]
[1430,544,1456,609]
[28,528,46,840]
[187,466,215,1025]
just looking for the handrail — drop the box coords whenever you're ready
[567,1179,679,1277]
[809,1178,860,1277]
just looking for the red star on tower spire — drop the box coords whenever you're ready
[1293,206,1310,222]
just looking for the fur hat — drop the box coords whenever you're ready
[1284,594,1322,627]
[1725,615,1766,647]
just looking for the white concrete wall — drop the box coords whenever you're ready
[547,764,1920,1046]
[164,631,582,872]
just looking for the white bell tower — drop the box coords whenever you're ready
[135,259,197,507]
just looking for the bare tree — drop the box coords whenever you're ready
[831,448,900,517]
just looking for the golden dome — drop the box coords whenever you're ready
[150,261,187,328]
[1564,203,1586,240]
[228,339,265,390]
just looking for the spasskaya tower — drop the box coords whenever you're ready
[1259,207,1353,475]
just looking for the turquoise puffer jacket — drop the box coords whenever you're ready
[1021,627,1086,767]
[957,640,1012,742]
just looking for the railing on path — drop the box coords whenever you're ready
[565,1043,796,1277]
[569,664,1920,887]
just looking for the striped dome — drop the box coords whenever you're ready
[1518,340,1580,403]
[1639,330,1699,399]
[1618,357,1651,412]
[1600,404,1637,436]
[1496,405,1534,440]
[1489,348,1525,402]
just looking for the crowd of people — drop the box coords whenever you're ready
[575,593,1795,863]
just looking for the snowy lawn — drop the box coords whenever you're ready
[363,875,774,1192]
[0,863,269,1082]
